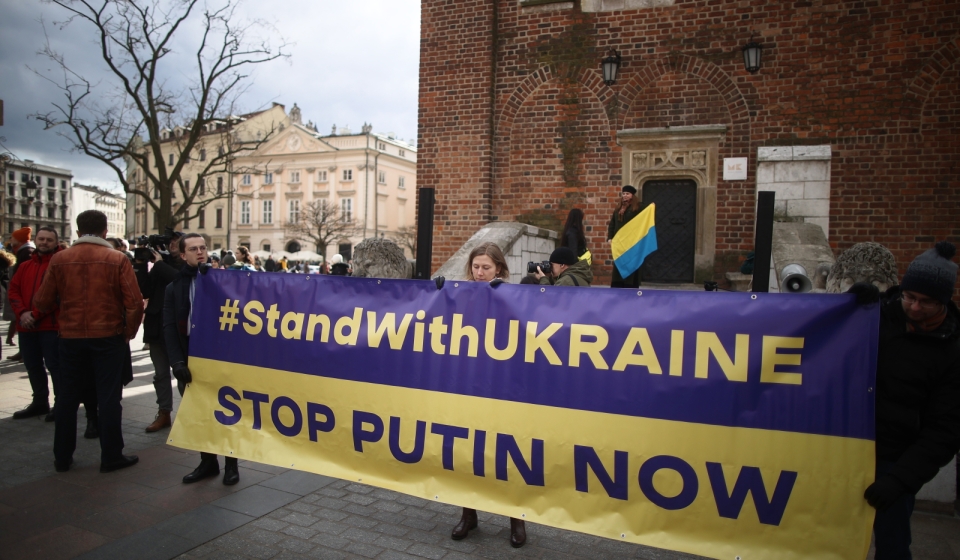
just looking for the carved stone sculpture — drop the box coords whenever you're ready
[351,238,412,279]
[825,242,899,293]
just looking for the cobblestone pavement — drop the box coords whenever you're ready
[1,321,958,559]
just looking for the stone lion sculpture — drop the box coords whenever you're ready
[351,238,412,279]
[825,242,899,293]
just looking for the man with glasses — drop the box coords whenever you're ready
[863,241,959,559]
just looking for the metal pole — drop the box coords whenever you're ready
[415,187,435,279]
[752,191,775,292]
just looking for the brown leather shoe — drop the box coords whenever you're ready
[451,508,478,540]
[145,410,171,433]
[510,518,526,548]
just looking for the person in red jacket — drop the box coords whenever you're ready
[9,227,63,420]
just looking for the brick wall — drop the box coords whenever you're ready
[418,0,960,295]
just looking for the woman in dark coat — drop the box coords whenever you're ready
[560,208,588,259]
[607,185,644,288]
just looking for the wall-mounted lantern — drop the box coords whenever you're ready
[742,38,763,74]
[601,49,622,86]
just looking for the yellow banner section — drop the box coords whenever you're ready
[169,358,874,560]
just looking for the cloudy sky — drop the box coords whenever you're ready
[0,0,421,190]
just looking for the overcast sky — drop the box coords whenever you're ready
[0,0,421,191]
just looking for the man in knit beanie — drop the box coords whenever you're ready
[864,241,959,559]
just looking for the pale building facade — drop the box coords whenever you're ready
[2,160,72,241]
[126,103,416,262]
[71,184,126,242]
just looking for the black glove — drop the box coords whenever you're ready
[864,474,907,510]
[199,263,212,275]
[172,362,192,385]
[847,282,880,305]
[489,278,504,287]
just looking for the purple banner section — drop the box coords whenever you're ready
[189,270,878,440]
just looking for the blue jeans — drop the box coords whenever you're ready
[19,330,60,403]
[873,460,916,560]
[54,336,127,464]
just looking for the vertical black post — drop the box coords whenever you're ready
[415,187,435,279]
[752,191,775,293]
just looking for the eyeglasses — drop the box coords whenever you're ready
[901,292,943,310]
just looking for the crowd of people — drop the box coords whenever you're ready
[1,200,957,557]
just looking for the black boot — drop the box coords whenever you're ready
[451,508,478,540]
[183,453,220,483]
[12,400,50,419]
[509,518,526,548]
[84,417,99,439]
[222,458,239,486]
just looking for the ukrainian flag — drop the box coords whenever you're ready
[612,203,658,278]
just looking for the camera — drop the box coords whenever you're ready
[527,260,550,274]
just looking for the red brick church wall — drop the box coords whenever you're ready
[418,0,960,292]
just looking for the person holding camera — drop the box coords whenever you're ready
[533,247,593,287]
[450,242,528,548]
[133,232,183,433]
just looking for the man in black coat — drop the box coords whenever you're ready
[864,241,960,559]
[162,233,239,486]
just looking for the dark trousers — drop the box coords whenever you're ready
[149,339,173,411]
[20,331,59,403]
[873,460,916,560]
[55,336,127,464]
[176,370,235,470]
[611,267,641,288]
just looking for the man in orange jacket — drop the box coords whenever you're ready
[35,210,144,473]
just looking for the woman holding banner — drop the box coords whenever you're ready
[450,242,527,548]
[607,185,643,288]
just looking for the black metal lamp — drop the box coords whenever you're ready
[742,39,763,74]
[25,177,37,202]
[601,48,621,86]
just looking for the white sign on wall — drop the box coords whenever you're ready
[723,157,748,181]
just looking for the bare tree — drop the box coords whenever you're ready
[390,225,417,258]
[32,0,289,231]
[284,200,358,259]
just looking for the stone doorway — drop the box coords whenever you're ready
[641,179,697,282]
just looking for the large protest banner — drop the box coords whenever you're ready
[168,270,878,560]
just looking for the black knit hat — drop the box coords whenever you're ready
[621,185,637,195]
[900,241,957,304]
[549,247,578,266]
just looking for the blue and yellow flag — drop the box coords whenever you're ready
[611,203,657,278]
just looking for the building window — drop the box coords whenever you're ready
[290,170,300,183]
[217,176,223,194]
[215,208,223,228]
[153,211,159,230]
[47,178,55,187]
[48,207,55,219]
[399,149,405,157]
[48,191,55,202]
[343,169,353,181]
[199,178,206,195]
[168,153,174,166]
[184,179,190,193]
[288,199,300,223]
[341,198,352,222]
[317,170,327,182]
[242,174,251,185]
[198,209,205,229]
[20,204,28,216]
[183,213,190,229]
[6,203,12,215]
[21,173,29,183]
[240,200,251,224]
[7,185,13,197]
[378,142,386,150]
[262,200,273,224]
[61,193,67,204]
[398,176,405,188]
[217,146,224,157]
[199,149,206,161]
[263,244,271,252]
[153,187,159,199]
[378,171,386,184]
[7,171,13,181]
[264,172,273,184]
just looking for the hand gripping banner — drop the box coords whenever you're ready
[168,271,879,560]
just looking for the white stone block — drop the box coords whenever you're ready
[775,161,829,182]
[758,146,793,162]
[774,201,787,215]
[792,145,832,160]
[756,163,775,184]
[805,217,830,239]
[772,182,805,200]
[787,198,830,217]
[804,181,831,199]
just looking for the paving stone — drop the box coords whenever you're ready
[403,507,438,521]
[279,536,317,554]
[340,526,383,544]
[243,527,286,546]
[341,515,379,529]
[401,516,438,532]
[310,519,351,535]
[396,495,430,507]
[313,508,350,522]
[283,524,320,540]
[439,538,479,553]
[406,542,450,559]
[288,501,321,514]
[316,496,350,510]
[283,511,323,527]
[373,523,411,538]
[344,541,385,558]
[252,517,291,531]
[377,551,421,560]
[343,493,377,506]
[373,534,416,552]
[343,503,379,516]
[344,483,375,494]
[304,546,349,560]
[317,487,349,499]
[371,500,407,513]
[402,528,445,546]
[309,533,353,550]
[372,511,407,524]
